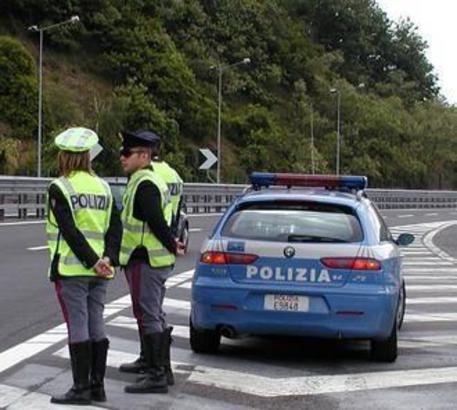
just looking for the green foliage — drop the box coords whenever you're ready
[0,36,36,139]
[1,0,457,188]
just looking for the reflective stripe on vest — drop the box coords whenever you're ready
[120,168,175,268]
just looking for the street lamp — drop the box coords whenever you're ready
[329,88,341,175]
[28,15,80,177]
[211,57,251,183]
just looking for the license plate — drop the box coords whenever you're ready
[264,294,309,312]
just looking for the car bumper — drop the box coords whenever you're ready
[191,278,398,340]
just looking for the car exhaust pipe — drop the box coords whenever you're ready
[219,325,237,339]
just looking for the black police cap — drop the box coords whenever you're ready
[121,130,161,149]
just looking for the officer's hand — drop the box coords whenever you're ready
[175,239,186,256]
[94,259,114,278]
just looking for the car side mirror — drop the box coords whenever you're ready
[396,233,414,246]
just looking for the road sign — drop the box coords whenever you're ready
[199,148,218,170]
[89,143,103,161]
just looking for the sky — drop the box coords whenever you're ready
[376,0,457,104]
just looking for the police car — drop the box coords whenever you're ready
[190,173,414,362]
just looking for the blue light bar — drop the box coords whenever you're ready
[249,172,368,190]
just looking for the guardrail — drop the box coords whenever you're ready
[2,176,457,220]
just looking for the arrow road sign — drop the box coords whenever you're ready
[199,148,218,170]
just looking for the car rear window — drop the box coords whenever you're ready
[221,201,363,243]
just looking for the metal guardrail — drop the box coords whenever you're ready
[1,176,457,220]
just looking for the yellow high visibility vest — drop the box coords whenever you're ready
[152,160,183,225]
[46,171,113,277]
[119,168,175,268]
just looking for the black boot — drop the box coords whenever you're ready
[162,327,174,386]
[90,338,109,402]
[119,329,147,374]
[51,341,92,405]
[125,332,168,394]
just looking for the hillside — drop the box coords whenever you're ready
[1,0,457,188]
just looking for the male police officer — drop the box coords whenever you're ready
[118,130,185,394]
[47,127,121,405]
[119,132,183,386]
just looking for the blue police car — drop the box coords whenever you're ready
[190,173,414,362]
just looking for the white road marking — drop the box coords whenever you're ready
[407,284,457,291]
[189,228,202,232]
[52,343,457,398]
[26,245,48,251]
[178,281,192,289]
[402,261,454,266]
[405,312,457,322]
[186,365,457,397]
[0,269,193,374]
[404,275,457,281]
[0,220,45,227]
[425,213,439,216]
[0,384,27,407]
[108,316,189,338]
[407,296,457,305]
[397,215,414,218]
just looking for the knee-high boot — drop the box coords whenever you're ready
[50,341,91,405]
[162,326,174,386]
[124,332,168,394]
[119,328,147,374]
[90,338,109,402]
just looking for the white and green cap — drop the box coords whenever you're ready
[54,127,99,152]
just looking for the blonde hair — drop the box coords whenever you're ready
[58,150,92,177]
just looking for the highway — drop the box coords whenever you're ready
[1,208,457,409]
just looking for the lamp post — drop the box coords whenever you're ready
[211,57,251,183]
[329,88,341,175]
[28,15,80,177]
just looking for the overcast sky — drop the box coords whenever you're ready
[376,0,456,104]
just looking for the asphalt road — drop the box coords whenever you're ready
[1,208,457,409]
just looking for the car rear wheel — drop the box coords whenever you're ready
[180,223,189,254]
[190,319,220,353]
[371,323,398,362]
[397,281,406,330]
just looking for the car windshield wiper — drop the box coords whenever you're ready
[287,234,348,243]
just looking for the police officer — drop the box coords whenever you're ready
[119,132,183,385]
[150,134,184,238]
[47,127,121,405]
[118,130,185,394]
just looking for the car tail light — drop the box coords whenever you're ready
[200,251,258,265]
[320,257,381,270]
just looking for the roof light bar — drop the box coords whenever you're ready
[249,172,368,190]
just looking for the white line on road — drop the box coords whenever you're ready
[26,245,48,251]
[425,213,439,216]
[189,228,202,232]
[407,297,457,305]
[406,312,457,322]
[0,220,45,227]
[397,215,414,218]
[407,284,457,291]
[0,384,28,407]
[0,269,194,374]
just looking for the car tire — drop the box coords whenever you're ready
[189,319,220,353]
[180,223,189,254]
[371,323,398,363]
[397,281,406,330]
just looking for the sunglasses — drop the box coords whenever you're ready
[119,148,145,158]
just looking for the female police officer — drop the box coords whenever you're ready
[46,127,121,405]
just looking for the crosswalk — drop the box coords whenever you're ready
[3,221,457,408]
